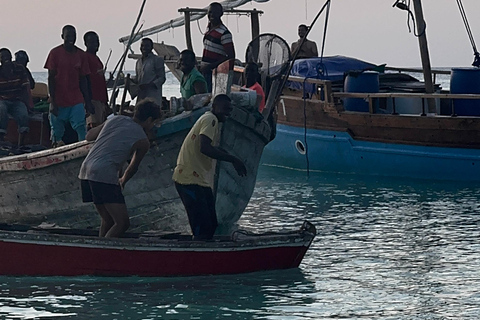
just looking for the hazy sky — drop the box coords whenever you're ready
[1,0,479,71]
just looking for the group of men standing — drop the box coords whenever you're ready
[1,1,319,241]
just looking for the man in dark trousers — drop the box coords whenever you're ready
[173,94,246,240]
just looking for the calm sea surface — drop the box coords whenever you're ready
[6,72,477,319]
[1,167,480,319]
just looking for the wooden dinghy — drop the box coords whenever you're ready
[0,221,316,277]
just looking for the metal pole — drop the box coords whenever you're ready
[412,0,436,113]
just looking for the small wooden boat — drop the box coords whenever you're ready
[0,221,316,277]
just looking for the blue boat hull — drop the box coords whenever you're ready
[262,124,480,181]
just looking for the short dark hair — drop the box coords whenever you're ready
[180,49,196,63]
[0,48,11,55]
[62,25,76,33]
[15,50,29,63]
[209,2,223,14]
[212,94,231,107]
[299,24,308,30]
[134,98,162,122]
[83,31,98,43]
[141,38,154,46]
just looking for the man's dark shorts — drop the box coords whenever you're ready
[175,182,217,240]
[81,179,125,205]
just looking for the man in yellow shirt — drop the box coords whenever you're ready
[173,94,246,240]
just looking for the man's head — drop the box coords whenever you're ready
[14,50,29,67]
[178,49,196,74]
[84,31,100,54]
[298,24,308,39]
[134,98,163,131]
[207,2,223,25]
[62,25,77,50]
[211,94,232,122]
[140,38,154,58]
[244,62,259,87]
[0,48,12,65]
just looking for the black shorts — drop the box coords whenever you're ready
[81,180,125,205]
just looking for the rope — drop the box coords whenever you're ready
[393,0,425,38]
[302,79,310,178]
[455,0,480,67]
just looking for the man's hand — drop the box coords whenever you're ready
[232,158,247,177]
[85,101,95,115]
[49,102,59,117]
[118,176,127,190]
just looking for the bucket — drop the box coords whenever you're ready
[343,71,379,112]
[450,67,480,116]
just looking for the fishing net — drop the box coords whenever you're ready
[245,33,291,79]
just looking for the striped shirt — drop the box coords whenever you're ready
[202,23,235,64]
[0,64,29,101]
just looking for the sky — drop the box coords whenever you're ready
[1,0,479,72]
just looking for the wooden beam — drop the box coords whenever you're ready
[251,9,260,40]
[184,10,193,51]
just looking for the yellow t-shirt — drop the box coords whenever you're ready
[173,111,220,188]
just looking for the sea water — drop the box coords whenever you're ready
[6,72,477,319]
[1,168,480,319]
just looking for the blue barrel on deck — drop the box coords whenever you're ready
[343,71,379,112]
[450,67,480,116]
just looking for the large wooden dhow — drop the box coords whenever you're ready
[261,0,480,181]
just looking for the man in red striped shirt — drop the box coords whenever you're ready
[200,2,235,92]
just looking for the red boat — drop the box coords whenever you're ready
[0,221,316,277]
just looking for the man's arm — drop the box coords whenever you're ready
[80,75,95,114]
[85,122,105,141]
[193,80,207,95]
[199,134,246,176]
[118,138,150,189]
[47,69,58,116]
[152,56,166,89]
[312,42,318,57]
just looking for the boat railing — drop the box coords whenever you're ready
[283,75,480,117]
[385,66,450,83]
[333,92,480,116]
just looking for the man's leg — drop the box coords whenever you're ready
[94,204,115,237]
[69,103,87,141]
[0,101,8,141]
[175,182,217,240]
[8,101,29,146]
[101,203,130,238]
[86,100,107,129]
[49,106,67,145]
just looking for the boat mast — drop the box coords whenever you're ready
[411,0,436,112]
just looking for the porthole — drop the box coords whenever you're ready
[295,140,306,155]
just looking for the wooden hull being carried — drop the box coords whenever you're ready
[0,221,316,277]
[262,58,480,181]
[0,100,271,233]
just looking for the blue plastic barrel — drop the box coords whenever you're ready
[343,71,379,112]
[450,67,480,116]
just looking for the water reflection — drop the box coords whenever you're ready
[1,167,480,319]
